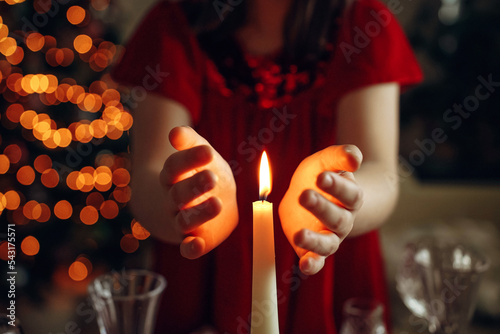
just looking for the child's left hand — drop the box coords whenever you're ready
[279,145,364,275]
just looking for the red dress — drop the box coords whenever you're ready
[112,1,422,333]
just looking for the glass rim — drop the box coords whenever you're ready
[342,297,384,317]
[410,237,491,273]
[88,269,167,301]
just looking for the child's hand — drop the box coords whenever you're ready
[160,126,238,259]
[279,145,363,275]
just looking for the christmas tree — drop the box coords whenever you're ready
[0,0,150,311]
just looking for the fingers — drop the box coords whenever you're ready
[181,236,206,260]
[169,126,209,151]
[168,169,217,209]
[160,145,213,185]
[175,196,222,234]
[294,229,338,275]
[316,171,364,210]
[299,251,326,276]
[299,189,354,239]
[318,145,363,173]
[180,197,237,259]
[294,228,340,257]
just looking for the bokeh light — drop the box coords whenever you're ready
[80,205,99,225]
[41,168,59,188]
[67,5,86,25]
[99,199,118,219]
[68,260,88,281]
[17,165,35,185]
[74,34,93,54]
[0,154,9,173]
[21,236,40,256]
[23,200,42,220]
[131,220,150,240]
[54,200,73,220]
[25,32,45,52]
[120,234,139,254]
[4,190,21,210]
[0,0,141,293]
[4,144,22,164]
[34,154,52,173]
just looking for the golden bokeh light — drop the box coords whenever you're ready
[112,186,131,203]
[6,46,23,65]
[75,122,93,143]
[94,165,112,186]
[53,128,72,147]
[66,171,79,191]
[131,220,150,240]
[0,154,9,174]
[4,144,22,164]
[120,234,139,254]
[90,119,108,138]
[0,23,8,43]
[112,168,130,187]
[54,200,73,220]
[0,37,17,57]
[80,205,99,225]
[67,85,85,104]
[76,170,95,192]
[6,103,23,123]
[21,236,40,256]
[0,193,6,212]
[26,32,45,52]
[67,6,86,25]
[99,199,118,219]
[73,34,93,54]
[42,35,56,52]
[1,0,140,260]
[41,168,59,188]
[101,89,120,106]
[68,260,88,281]
[17,165,35,185]
[20,109,37,129]
[23,200,42,220]
[34,154,52,173]
[36,203,51,223]
[4,190,21,210]
[86,192,104,209]
[76,255,93,275]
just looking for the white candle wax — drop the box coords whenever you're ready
[251,151,279,334]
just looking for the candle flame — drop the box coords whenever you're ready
[259,151,272,200]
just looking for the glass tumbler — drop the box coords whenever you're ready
[88,269,167,334]
[396,237,490,334]
[339,297,388,334]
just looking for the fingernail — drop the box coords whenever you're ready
[306,192,318,207]
[320,173,333,188]
[302,258,313,274]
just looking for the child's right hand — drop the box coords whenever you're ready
[160,126,238,259]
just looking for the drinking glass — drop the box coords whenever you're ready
[396,237,490,334]
[88,269,167,334]
[339,297,388,334]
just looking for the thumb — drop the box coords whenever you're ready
[169,126,209,151]
[318,145,363,173]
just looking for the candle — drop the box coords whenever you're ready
[251,151,280,334]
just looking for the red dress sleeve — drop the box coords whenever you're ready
[111,0,204,122]
[326,0,423,99]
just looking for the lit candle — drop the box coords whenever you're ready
[251,151,280,334]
